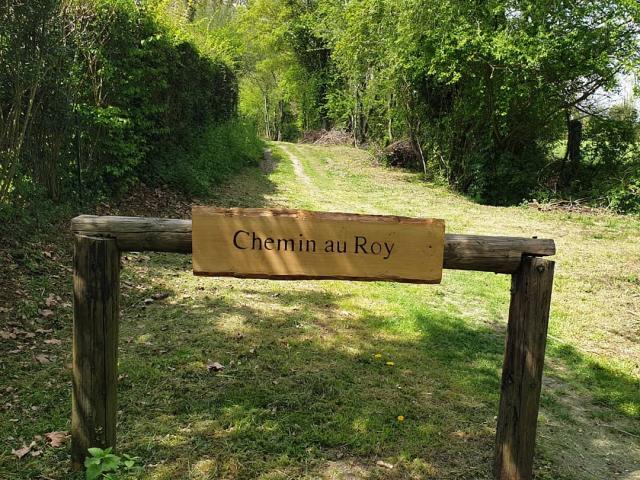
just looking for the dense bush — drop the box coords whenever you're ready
[1,0,242,205]
[581,105,640,212]
[153,118,263,196]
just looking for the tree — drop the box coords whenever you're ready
[382,0,640,201]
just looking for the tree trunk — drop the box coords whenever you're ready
[560,115,582,186]
[263,94,271,139]
[567,119,582,174]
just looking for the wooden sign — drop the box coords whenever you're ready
[192,207,445,283]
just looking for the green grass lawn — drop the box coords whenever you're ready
[1,142,639,479]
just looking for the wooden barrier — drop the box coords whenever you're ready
[70,215,555,480]
[71,215,555,274]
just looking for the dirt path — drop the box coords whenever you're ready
[278,143,313,187]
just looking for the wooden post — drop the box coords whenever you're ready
[72,235,120,468]
[494,256,554,480]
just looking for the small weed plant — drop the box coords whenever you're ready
[84,448,141,480]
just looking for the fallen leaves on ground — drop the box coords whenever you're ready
[11,431,69,459]
[1,330,16,340]
[45,293,60,308]
[376,460,394,469]
[35,354,50,364]
[11,441,36,459]
[45,431,69,448]
[207,361,224,372]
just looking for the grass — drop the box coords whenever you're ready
[1,141,639,479]
[153,119,265,197]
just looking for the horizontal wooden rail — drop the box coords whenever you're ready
[71,215,555,274]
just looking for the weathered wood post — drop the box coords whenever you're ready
[71,235,120,468]
[494,256,555,480]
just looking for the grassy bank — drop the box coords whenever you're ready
[153,119,264,197]
[0,142,638,479]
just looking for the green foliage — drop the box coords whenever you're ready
[146,0,245,68]
[581,104,640,212]
[153,118,264,196]
[225,0,640,209]
[235,0,330,140]
[71,0,237,195]
[4,0,640,210]
[0,0,68,201]
[84,447,141,480]
[584,105,638,169]
[607,178,640,213]
[366,0,640,203]
[1,0,240,205]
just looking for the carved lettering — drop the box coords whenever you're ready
[233,230,249,249]
[235,233,396,259]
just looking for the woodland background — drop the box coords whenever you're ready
[2,3,640,479]
[1,0,640,213]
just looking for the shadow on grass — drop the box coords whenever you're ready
[546,342,640,422]
[112,267,640,479]
[200,150,282,210]
[117,285,494,478]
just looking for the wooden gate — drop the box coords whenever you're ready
[70,214,555,480]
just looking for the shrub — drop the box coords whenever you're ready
[580,105,640,213]
[1,0,240,205]
[153,118,264,196]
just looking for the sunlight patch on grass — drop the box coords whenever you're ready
[213,312,254,335]
[136,333,154,344]
[351,417,370,434]
[158,434,189,448]
[2,141,639,479]
[191,459,217,478]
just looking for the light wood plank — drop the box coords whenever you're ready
[192,207,445,283]
[71,215,555,273]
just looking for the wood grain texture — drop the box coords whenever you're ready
[192,207,445,283]
[494,256,555,480]
[71,235,120,468]
[71,215,191,253]
[71,214,555,274]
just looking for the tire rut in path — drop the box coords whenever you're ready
[279,143,313,188]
